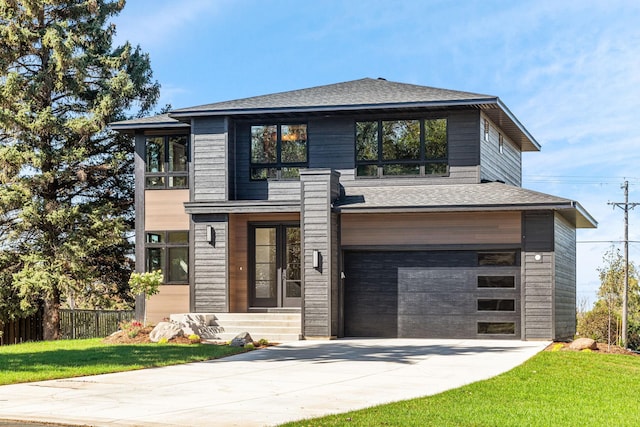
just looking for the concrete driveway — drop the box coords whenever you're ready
[0,338,548,427]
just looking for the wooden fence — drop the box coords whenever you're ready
[0,309,43,346]
[1,309,135,345]
[60,309,135,339]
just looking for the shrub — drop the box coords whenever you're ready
[188,334,201,344]
[157,337,168,344]
[120,320,144,338]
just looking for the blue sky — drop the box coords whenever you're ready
[114,0,640,306]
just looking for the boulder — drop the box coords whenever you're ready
[569,337,597,350]
[230,332,253,347]
[149,322,183,343]
[169,313,224,339]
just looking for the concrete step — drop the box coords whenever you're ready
[171,312,303,343]
[213,332,303,343]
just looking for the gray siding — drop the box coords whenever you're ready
[192,214,228,312]
[480,114,522,186]
[300,170,340,337]
[192,117,228,202]
[554,214,577,340]
[522,212,554,339]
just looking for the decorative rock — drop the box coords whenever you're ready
[149,322,183,343]
[230,332,253,347]
[569,337,597,350]
[169,313,224,339]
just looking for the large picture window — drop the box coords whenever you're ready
[145,135,189,189]
[145,231,189,284]
[250,124,307,180]
[356,118,448,177]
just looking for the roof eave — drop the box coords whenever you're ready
[495,98,541,151]
[110,121,190,134]
[168,98,499,118]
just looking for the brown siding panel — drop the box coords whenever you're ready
[342,212,521,247]
[144,189,190,230]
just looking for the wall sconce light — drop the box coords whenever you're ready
[312,249,321,269]
[206,225,215,247]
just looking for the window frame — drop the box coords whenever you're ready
[144,231,189,285]
[145,135,190,189]
[249,123,308,181]
[355,117,449,178]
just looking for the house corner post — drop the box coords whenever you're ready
[300,169,341,339]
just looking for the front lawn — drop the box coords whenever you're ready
[283,350,640,426]
[0,338,246,385]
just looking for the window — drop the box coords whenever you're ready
[477,322,515,335]
[477,276,515,288]
[478,252,518,266]
[483,119,490,141]
[498,133,504,154]
[477,299,515,311]
[145,231,189,283]
[250,124,307,180]
[355,118,447,177]
[145,135,189,189]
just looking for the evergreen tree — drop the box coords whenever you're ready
[0,0,159,339]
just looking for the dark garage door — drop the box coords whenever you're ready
[343,250,520,339]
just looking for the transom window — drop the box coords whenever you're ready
[355,118,448,177]
[145,231,189,284]
[250,124,308,180]
[145,135,189,189]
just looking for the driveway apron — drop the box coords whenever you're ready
[0,338,548,426]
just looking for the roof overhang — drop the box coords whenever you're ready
[184,200,300,215]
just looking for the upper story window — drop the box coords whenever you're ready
[145,135,189,189]
[483,119,490,141]
[250,124,308,180]
[355,118,448,178]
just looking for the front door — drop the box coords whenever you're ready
[250,224,301,308]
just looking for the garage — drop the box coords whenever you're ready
[343,250,521,339]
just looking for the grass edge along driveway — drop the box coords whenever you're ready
[281,350,640,427]
[0,338,246,385]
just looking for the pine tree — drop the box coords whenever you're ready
[0,0,159,339]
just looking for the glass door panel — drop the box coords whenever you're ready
[250,224,301,308]
[252,227,277,306]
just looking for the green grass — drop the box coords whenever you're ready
[283,351,640,426]
[0,338,246,385]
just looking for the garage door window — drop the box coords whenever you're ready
[477,276,515,288]
[477,322,515,334]
[478,252,517,266]
[477,299,515,311]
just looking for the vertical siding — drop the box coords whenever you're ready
[554,214,577,340]
[480,113,522,186]
[192,214,228,312]
[522,212,554,339]
[193,117,228,202]
[300,170,340,337]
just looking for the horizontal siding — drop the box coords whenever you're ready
[554,213,577,339]
[144,189,189,230]
[193,117,227,202]
[145,285,190,324]
[341,212,521,247]
[480,113,522,186]
[193,215,228,312]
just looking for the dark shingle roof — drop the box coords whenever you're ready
[110,113,188,133]
[110,78,540,151]
[335,182,596,228]
[170,78,495,114]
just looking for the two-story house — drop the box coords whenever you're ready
[112,78,596,341]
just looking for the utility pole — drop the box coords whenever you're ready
[608,181,639,348]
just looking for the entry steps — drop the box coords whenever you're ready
[169,312,302,343]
